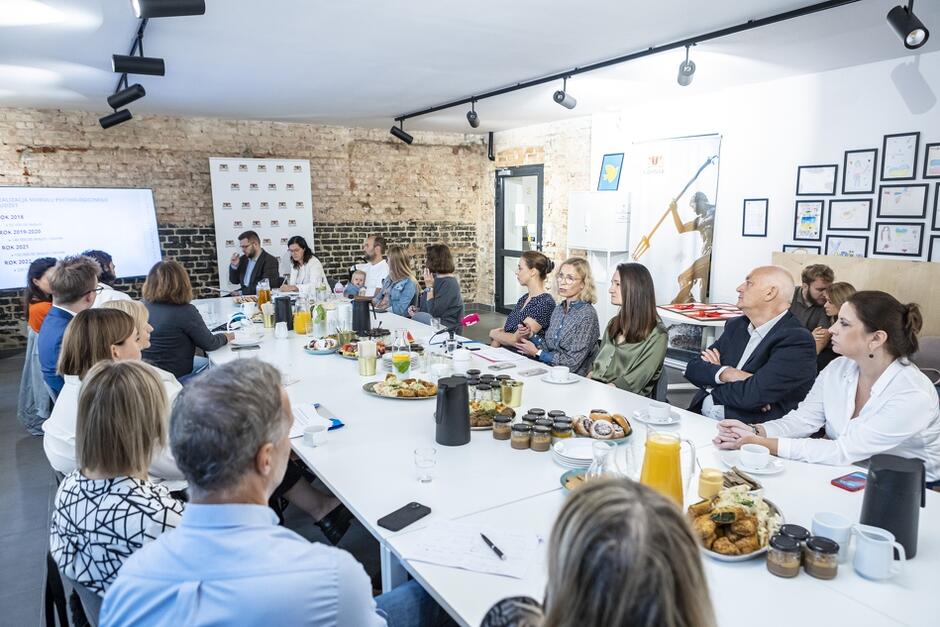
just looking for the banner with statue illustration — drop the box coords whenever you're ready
[628,134,721,304]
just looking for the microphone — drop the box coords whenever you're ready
[429,313,480,348]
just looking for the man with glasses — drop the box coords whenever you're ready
[228,230,282,296]
[37,255,101,398]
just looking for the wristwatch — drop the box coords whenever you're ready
[536,349,543,358]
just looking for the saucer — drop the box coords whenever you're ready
[717,450,785,475]
[230,334,263,347]
[541,374,579,385]
[631,408,681,426]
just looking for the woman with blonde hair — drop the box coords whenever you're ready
[482,478,716,627]
[103,299,154,350]
[516,257,599,376]
[373,245,418,316]
[50,360,185,595]
[814,281,857,371]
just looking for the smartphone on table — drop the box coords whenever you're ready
[831,471,867,492]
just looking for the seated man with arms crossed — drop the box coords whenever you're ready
[684,266,817,424]
[101,359,451,627]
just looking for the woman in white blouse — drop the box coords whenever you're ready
[715,290,940,484]
[279,235,326,292]
[50,360,184,594]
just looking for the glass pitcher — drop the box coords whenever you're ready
[639,430,696,506]
[586,441,631,480]
[390,329,412,380]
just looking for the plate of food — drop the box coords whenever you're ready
[687,485,783,562]
[570,411,632,444]
[364,374,437,400]
[339,340,386,360]
[469,400,516,429]
[304,337,338,355]
[560,468,590,492]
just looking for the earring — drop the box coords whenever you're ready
[869,353,874,359]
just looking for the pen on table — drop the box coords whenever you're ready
[480,533,505,561]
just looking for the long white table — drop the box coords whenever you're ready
[198,298,938,627]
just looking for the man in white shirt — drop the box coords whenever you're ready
[358,234,389,298]
[684,266,817,424]
[82,250,132,307]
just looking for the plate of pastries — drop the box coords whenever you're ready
[364,374,438,399]
[687,485,783,561]
[571,410,632,442]
[468,400,516,429]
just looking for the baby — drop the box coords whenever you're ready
[343,270,366,298]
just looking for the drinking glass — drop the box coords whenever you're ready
[415,447,437,483]
[256,279,271,306]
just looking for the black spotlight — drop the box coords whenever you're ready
[390,123,414,144]
[131,0,206,18]
[466,101,480,128]
[112,54,165,76]
[99,109,133,129]
[677,46,696,87]
[552,77,577,109]
[887,3,930,49]
[107,83,146,109]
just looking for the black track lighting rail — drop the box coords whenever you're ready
[393,0,863,123]
[112,18,149,97]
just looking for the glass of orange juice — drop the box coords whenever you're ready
[293,310,311,336]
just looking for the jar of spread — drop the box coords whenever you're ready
[466,369,481,378]
[552,421,573,439]
[480,374,496,384]
[697,468,723,500]
[493,415,513,441]
[534,418,554,429]
[495,374,512,382]
[521,413,539,426]
[531,425,552,452]
[766,534,802,578]
[548,410,567,419]
[780,524,811,556]
[804,537,839,580]
[527,408,546,419]
[511,423,531,450]
[475,384,492,403]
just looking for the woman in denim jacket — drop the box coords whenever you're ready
[373,245,418,316]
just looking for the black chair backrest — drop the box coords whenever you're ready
[64,575,101,627]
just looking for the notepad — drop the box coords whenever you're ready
[289,403,332,439]
[395,521,541,579]
[473,347,531,364]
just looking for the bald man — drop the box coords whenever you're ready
[684,266,817,424]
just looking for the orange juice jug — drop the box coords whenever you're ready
[639,431,696,506]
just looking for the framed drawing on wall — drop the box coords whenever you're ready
[828,199,871,230]
[796,164,838,196]
[794,200,824,241]
[930,236,940,262]
[934,183,940,231]
[874,222,923,257]
[742,198,768,237]
[877,184,928,218]
[783,244,821,254]
[842,148,877,194]
[825,234,868,258]
[881,132,919,180]
[925,143,940,179]
[597,153,624,191]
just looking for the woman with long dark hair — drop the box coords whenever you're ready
[279,235,326,292]
[589,263,667,396]
[17,257,57,434]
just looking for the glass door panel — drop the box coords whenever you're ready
[495,165,543,315]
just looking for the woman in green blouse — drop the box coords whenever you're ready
[589,263,667,397]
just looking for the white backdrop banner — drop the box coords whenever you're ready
[208,157,314,291]
[627,135,721,304]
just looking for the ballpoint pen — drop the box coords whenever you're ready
[480,533,506,561]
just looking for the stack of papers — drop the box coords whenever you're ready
[473,347,531,364]
[289,402,332,439]
[395,521,541,579]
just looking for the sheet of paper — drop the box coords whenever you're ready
[395,521,541,579]
[290,403,332,439]
[474,347,531,364]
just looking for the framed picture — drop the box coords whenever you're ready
[782,244,821,254]
[825,234,869,258]
[881,132,919,180]
[934,183,940,231]
[742,198,768,237]
[877,184,928,218]
[874,222,924,257]
[597,153,624,191]
[842,148,877,194]
[930,235,940,262]
[828,199,872,231]
[925,143,940,179]
[794,200,824,241]
[796,164,838,196]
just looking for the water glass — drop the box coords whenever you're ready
[415,447,437,483]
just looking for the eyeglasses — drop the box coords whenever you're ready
[557,274,580,284]
[82,286,106,297]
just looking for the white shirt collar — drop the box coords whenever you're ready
[842,358,906,398]
[748,309,788,339]
[53,304,80,317]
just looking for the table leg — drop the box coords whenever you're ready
[381,543,408,593]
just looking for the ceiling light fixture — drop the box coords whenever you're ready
[887,1,930,49]
[466,101,480,128]
[131,0,205,18]
[552,77,577,109]
[99,109,133,129]
[107,82,146,109]
[390,121,414,144]
[677,45,696,86]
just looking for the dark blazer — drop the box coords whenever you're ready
[228,249,282,295]
[37,306,73,398]
[685,311,817,424]
[142,301,229,380]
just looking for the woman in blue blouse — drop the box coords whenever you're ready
[490,251,556,349]
[373,245,417,316]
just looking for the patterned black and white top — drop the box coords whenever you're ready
[50,472,184,594]
[503,292,556,340]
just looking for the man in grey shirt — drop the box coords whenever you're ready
[789,263,833,334]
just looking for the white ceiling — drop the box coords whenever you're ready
[0,0,937,132]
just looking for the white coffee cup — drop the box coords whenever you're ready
[241,301,257,317]
[550,365,570,382]
[452,348,472,363]
[853,524,906,580]
[812,512,853,563]
[303,424,327,447]
[274,322,288,339]
[430,363,451,380]
[647,401,671,423]
[738,443,770,470]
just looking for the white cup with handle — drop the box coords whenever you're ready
[550,365,570,382]
[738,443,771,471]
[852,524,906,580]
[241,301,257,317]
[812,512,853,563]
[647,401,671,423]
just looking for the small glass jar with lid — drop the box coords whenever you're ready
[551,421,573,439]
[547,410,567,420]
[804,537,839,579]
[510,423,531,450]
[531,425,552,452]
[780,524,811,556]
[475,384,493,402]
[493,415,513,441]
[766,534,802,578]
[466,369,481,378]
[495,374,512,382]
[535,418,554,430]
[521,413,539,427]
[527,408,546,419]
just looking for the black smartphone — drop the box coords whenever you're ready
[377,502,431,532]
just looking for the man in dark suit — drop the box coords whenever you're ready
[228,230,283,295]
[685,266,817,424]
[37,255,100,398]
